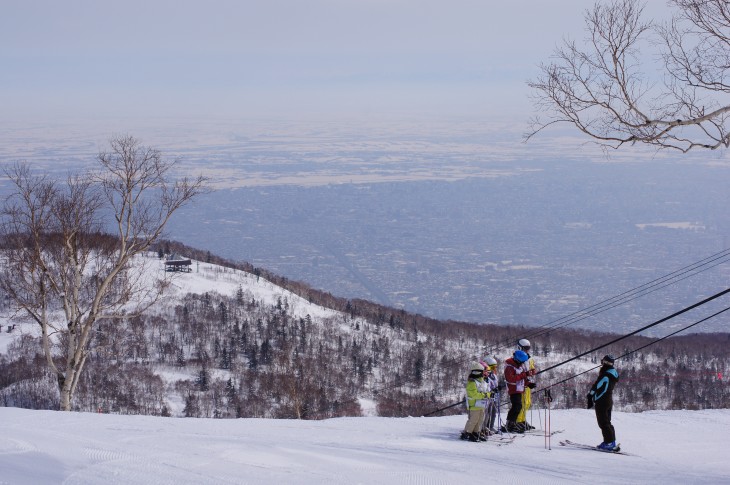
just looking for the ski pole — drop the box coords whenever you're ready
[545,389,553,450]
[421,398,465,417]
[497,389,502,434]
[549,389,552,450]
[533,389,542,431]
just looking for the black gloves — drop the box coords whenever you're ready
[586,394,594,409]
[527,382,537,389]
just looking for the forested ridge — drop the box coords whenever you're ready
[1,241,728,418]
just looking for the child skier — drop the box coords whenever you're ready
[587,354,620,451]
[480,356,502,436]
[461,362,489,442]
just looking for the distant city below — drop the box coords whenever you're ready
[170,161,730,337]
[2,120,729,336]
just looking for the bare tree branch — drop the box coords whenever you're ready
[527,0,730,152]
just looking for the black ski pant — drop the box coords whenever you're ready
[594,399,615,443]
[506,393,522,423]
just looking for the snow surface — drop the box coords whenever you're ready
[1,407,729,484]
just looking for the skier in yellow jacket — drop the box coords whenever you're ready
[461,362,489,442]
[516,339,536,431]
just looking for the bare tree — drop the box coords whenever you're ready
[527,0,730,152]
[0,135,207,411]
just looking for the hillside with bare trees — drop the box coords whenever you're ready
[1,241,728,418]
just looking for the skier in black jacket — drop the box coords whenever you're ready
[587,354,619,451]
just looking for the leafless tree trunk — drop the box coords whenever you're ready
[0,135,207,411]
[527,0,730,152]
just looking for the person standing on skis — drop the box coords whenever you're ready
[461,362,489,442]
[516,338,536,432]
[480,356,502,436]
[587,354,620,451]
[503,350,534,433]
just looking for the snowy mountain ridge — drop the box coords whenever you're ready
[1,246,729,419]
[0,252,345,354]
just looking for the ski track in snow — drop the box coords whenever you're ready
[81,447,136,463]
[0,438,38,455]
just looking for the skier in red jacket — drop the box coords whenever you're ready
[502,350,534,433]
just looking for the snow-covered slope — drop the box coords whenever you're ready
[161,257,342,321]
[0,253,343,353]
[0,407,728,484]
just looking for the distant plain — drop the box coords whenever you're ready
[2,118,729,335]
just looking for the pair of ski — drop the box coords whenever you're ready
[559,439,630,455]
[482,434,518,446]
[523,428,564,437]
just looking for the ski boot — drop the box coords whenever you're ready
[505,420,524,434]
[597,441,619,451]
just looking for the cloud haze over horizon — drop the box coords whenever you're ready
[2,0,652,124]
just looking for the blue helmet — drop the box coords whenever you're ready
[513,350,529,364]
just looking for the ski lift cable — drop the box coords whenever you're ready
[487,250,730,354]
[485,248,730,355]
[421,300,730,417]
[534,304,730,394]
[535,286,730,376]
[519,269,707,341]
[523,260,730,340]
[407,255,730,405]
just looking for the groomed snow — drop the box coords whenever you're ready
[1,407,728,484]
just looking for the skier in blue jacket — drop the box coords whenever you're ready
[587,354,619,451]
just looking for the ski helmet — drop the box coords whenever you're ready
[484,356,498,367]
[470,362,485,372]
[601,354,616,365]
[518,338,531,350]
[513,350,529,364]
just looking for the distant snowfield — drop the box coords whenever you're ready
[162,258,342,321]
[0,407,728,484]
[0,254,342,354]
[635,221,706,231]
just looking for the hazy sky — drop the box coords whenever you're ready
[2,1,670,124]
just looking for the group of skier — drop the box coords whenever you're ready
[462,339,620,452]
[461,357,500,441]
